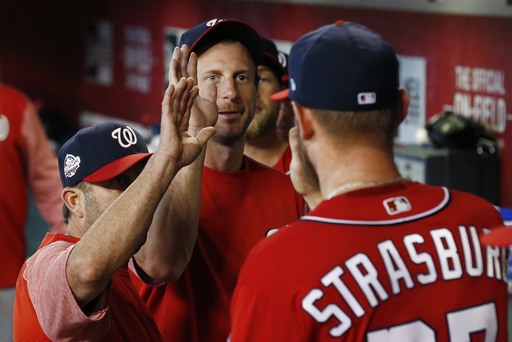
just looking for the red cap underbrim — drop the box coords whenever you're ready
[84,153,153,183]
[271,88,290,101]
[480,225,512,247]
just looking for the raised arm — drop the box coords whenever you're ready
[133,45,218,282]
[65,77,213,307]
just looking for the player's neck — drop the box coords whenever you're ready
[204,138,246,172]
[244,132,288,168]
[315,144,400,198]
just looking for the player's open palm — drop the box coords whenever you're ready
[159,76,214,169]
[169,45,218,133]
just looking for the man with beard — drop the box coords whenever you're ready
[229,20,508,341]
[244,37,291,173]
[131,19,305,342]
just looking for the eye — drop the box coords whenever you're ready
[258,76,270,84]
[111,174,132,189]
[206,75,218,82]
[237,74,250,83]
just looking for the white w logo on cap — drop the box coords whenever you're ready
[111,126,138,148]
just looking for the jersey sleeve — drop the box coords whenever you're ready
[22,98,66,233]
[23,241,111,340]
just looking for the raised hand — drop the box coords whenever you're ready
[159,77,214,169]
[169,45,218,135]
[288,127,323,210]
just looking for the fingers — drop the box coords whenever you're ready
[288,127,299,155]
[168,45,193,86]
[192,83,218,129]
[162,77,196,129]
[178,85,198,133]
[187,51,197,84]
[169,47,181,85]
[180,45,190,79]
[161,83,176,112]
[177,78,196,115]
[172,78,196,124]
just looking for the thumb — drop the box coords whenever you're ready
[194,126,216,146]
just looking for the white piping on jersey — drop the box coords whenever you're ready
[300,187,450,226]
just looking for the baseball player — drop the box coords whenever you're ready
[13,75,214,340]
[230,20,508,341]
[131,18,306,342]
[245,37,291,173]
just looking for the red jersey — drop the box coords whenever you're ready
[134,156,305,341]
[0,84,65,288]
[230,181,508,341]
[14,233,162,341]
[272,144,292,174]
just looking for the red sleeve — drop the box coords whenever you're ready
[24,241,110,340]
[22,99,66,233]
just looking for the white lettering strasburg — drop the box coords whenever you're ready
[302,225,507,338]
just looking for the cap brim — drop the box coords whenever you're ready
[271,89,290,101]
[480,225,512,247]
[84,153,153,183]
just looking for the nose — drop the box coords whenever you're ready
[218,78,239,102]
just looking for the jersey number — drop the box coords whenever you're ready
[366,302,497,341]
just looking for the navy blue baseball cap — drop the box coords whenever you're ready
[179,18,264,64]
[272,20,400,111]
[58,122,152,187]
[261,37,287,83]
[278,50,289,84]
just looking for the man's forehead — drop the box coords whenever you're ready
[258,65,278,75]
[197,41,255,67]
[196,64,255,78]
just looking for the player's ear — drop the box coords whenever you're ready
[397,88,409,125]
[61,186,85,220]
[292,101,315,140]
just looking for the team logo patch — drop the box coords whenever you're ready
[0,114,10,142]
[357,92,376,105]
[206,18,226,27]
[111,126,137,148]
[64,154,81,178]
[278,51,287,68]
[383,196,412,215]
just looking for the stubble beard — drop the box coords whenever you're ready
[246,103,279,140]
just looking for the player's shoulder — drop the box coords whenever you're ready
[447,185,495,204]
[247,222,309,263]
[390,180,496,209]
[447,186,500,216]
[0,83,28,102]
[245,156,292,180]
[403,182,501,224]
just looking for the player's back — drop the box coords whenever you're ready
[231,180,508,341]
